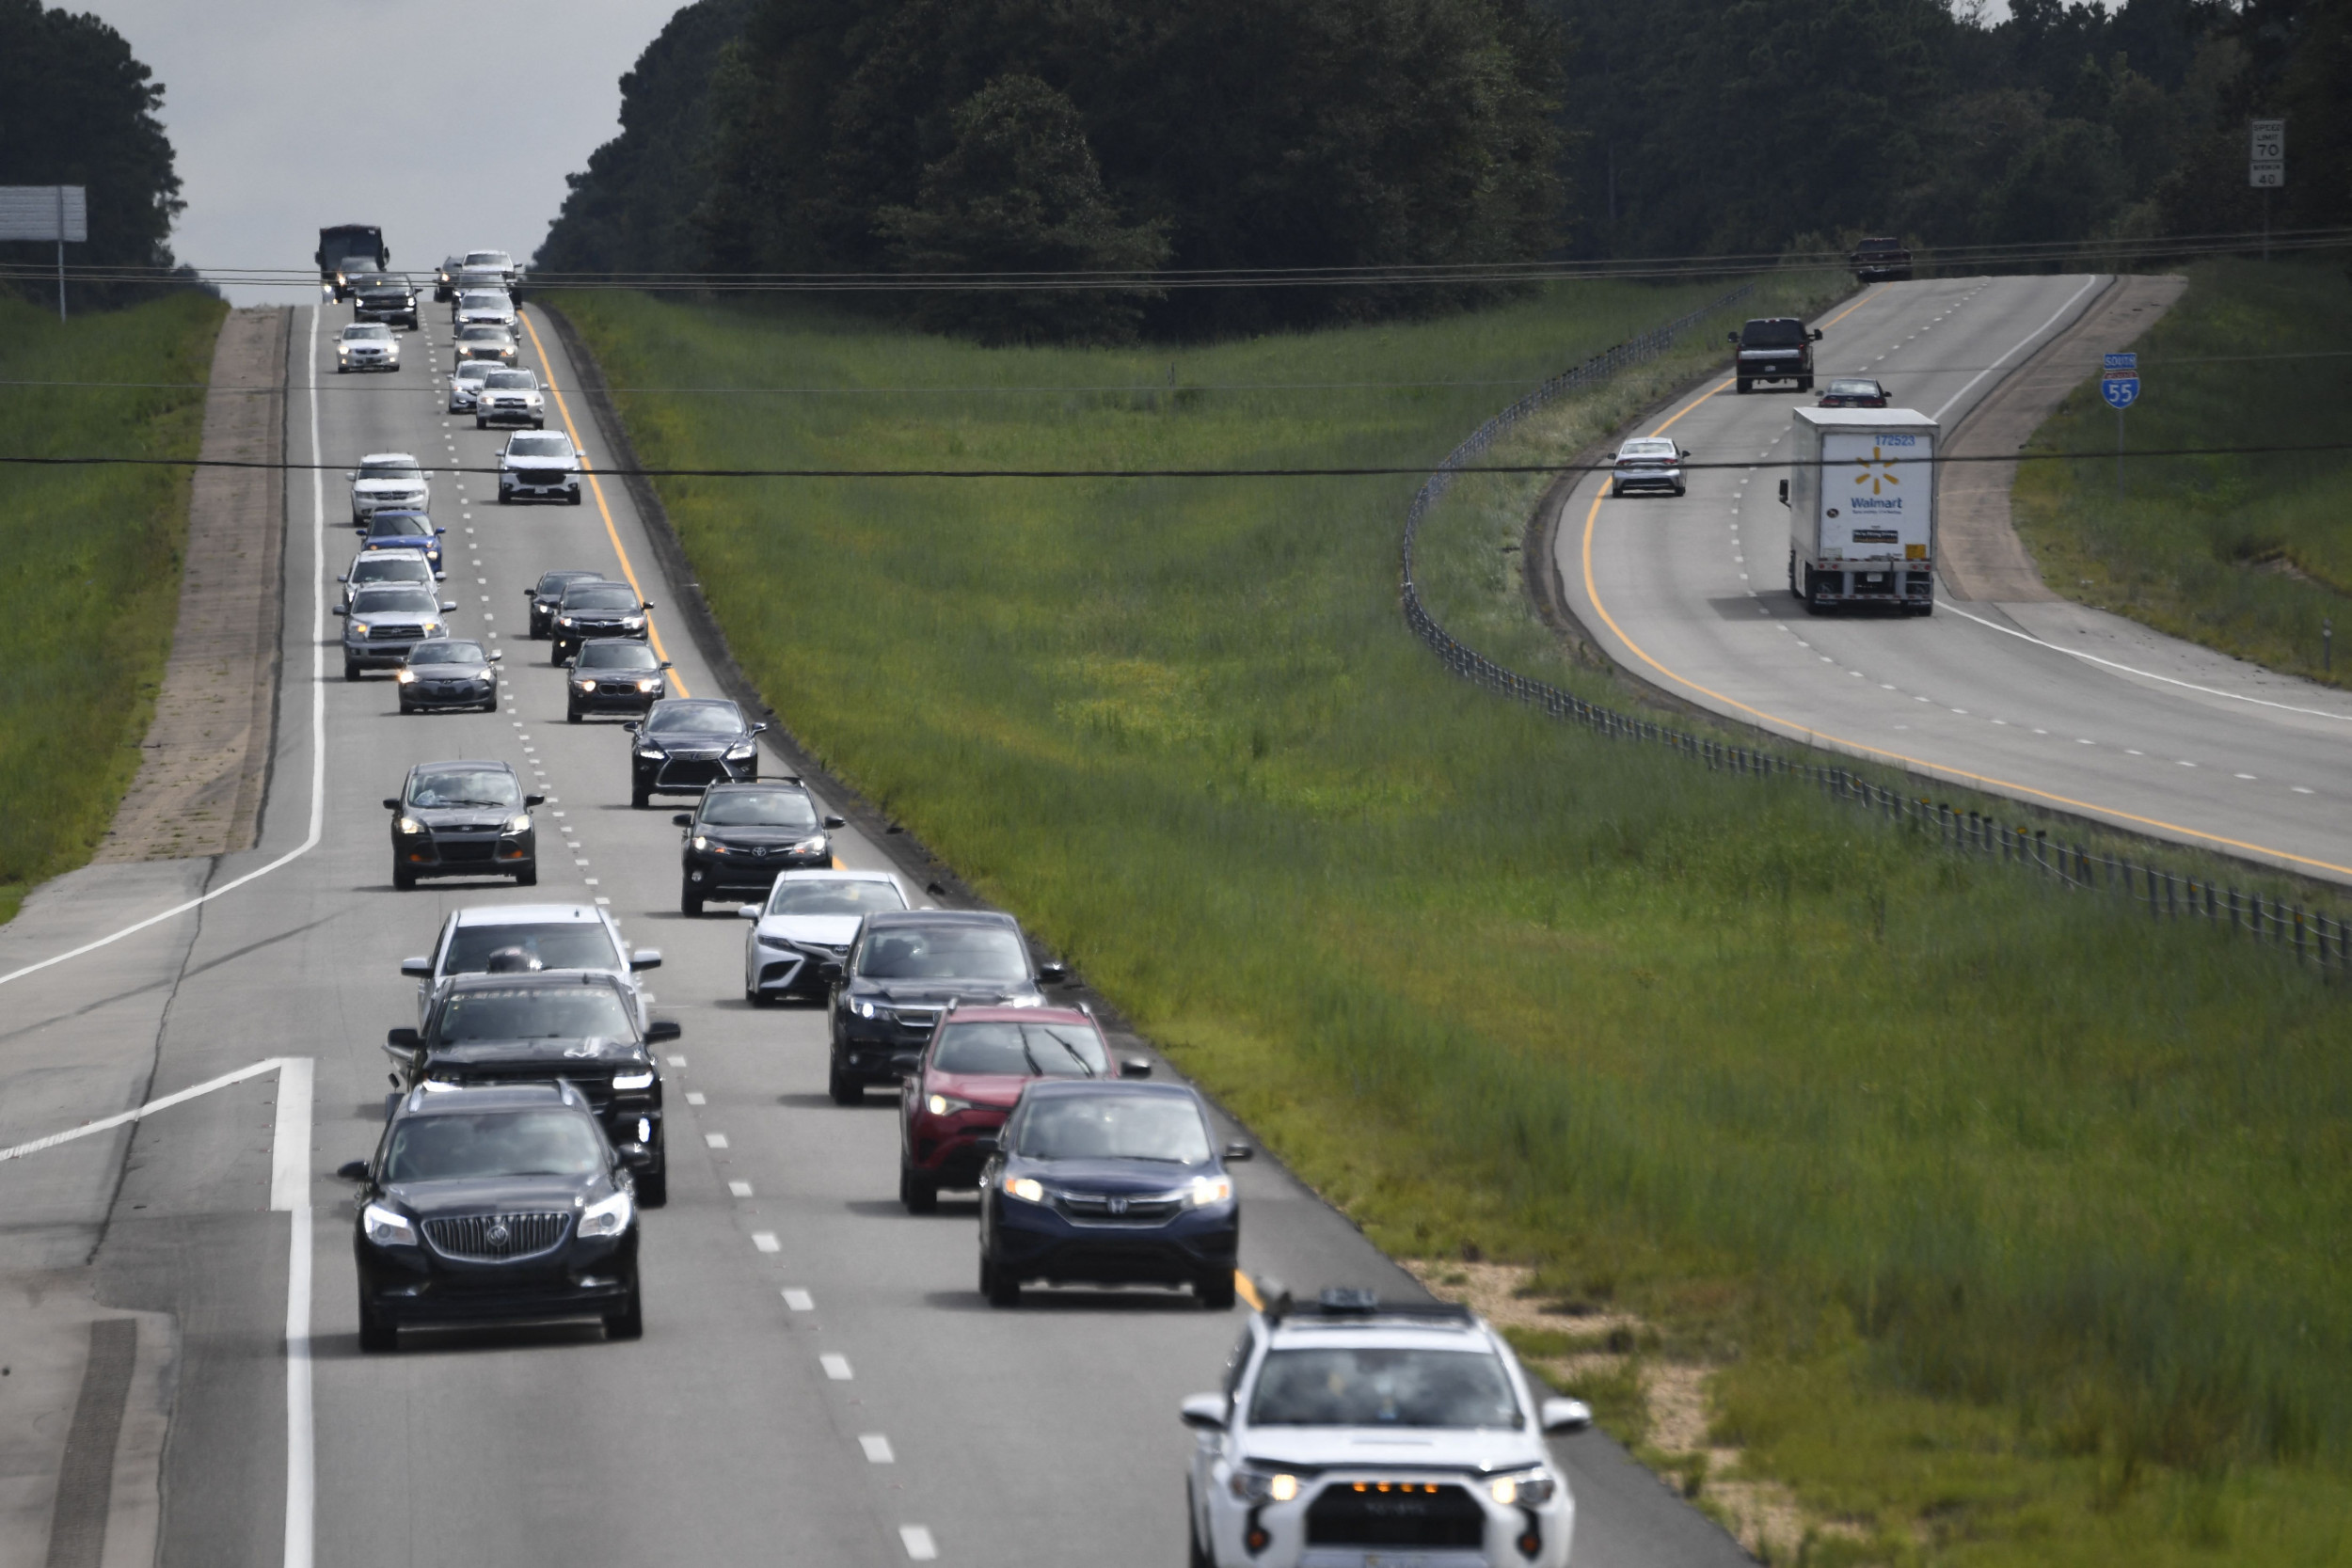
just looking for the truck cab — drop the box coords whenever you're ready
[1729,317,1822,393]
[316,224,388,294]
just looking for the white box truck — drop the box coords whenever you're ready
[1783,406,1938,615]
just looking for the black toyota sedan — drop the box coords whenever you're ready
[675,781,844,915]
[396,638,501,714]
[525,569,611,640]
[383,970,679,1207]
[387,759,540,889]
[977,1080,1248,1308]
[566,639,670,721]
[829,909,1070,1103]
[340,1081,643,1350]
[549,581,651,664]
[626,699,764,809]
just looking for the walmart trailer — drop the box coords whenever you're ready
[1784,406,1939,615]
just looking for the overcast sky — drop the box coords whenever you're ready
[80,0,678,305]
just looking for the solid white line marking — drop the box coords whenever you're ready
[753,1231,780,1253]
[899,1526,938,1561]
[705,1132,729,1148]
[861,1434,896,1464]
[727,1180,752,1197]
[273,1057,315,1568]
[783,1289,814,1311]
[1930,275,2102,422]
[821,1353,853,1380]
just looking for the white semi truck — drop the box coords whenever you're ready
[1783,406,1939,615]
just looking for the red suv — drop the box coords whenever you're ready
[898,1005,1148,1211]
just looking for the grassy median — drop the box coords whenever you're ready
[0,290,225,924]
[560,283,2352,1566]
[2013,259,2352,685]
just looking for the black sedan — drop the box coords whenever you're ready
[675,780,844,915]
[567,638,670,722]
[549,581,652,664]
[387,759,540,889]
[340,1081,643,1350]
[1818,377,1891,407]
[977,1080,1248,1308]
[525,569,610,640]
[626,698,764,809]
[396,638,501,714]
[829,909,1069,1102]
[383,971,681,1207]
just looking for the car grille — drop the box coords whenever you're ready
[435,839,498,863]
[1306,1483,1485,1548]
[1055,1191,1183,1226]
[421,1211,571,1261]
[887,1006,943,1031]
[510,469,570,485]
[369,624,424,641]
[657,758,728,788]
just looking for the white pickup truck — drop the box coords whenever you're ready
[1784,406,1939,615]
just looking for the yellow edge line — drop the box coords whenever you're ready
[1235,1273,1263,1311]
[1576,289,2352,879]
[520,309,691,699]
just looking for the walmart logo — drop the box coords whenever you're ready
[1851,445,1902,497]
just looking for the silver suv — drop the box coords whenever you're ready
[498,431,582,505]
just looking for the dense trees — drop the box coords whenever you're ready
[0,0,184,307]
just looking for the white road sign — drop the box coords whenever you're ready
[0,185,87,243]
[2250,119,2285,188]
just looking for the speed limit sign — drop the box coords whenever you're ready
[2250,119,2285,187]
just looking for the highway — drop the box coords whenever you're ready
[1556,274,2352,886]
[0,306,1754,1568]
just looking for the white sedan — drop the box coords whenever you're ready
[336,323,400,372]
[739,870,915,1006]
[1607,436,1689,498]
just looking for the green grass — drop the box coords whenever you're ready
[0,290,225,923]
[2013,259,2352,684]
[558,282,2352,1565]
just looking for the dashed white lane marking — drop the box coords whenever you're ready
[783,1289,814,1311]
[860,1434,896,1464]
[899,1526,939,1561]
[2178,760,2197,768]
[821,1354,853,1380]
[752,1231,780,1253]
[704,1132,729,1148]
[2295,786,2315,795]
[684,1091,707,1106]
[2236,772,2258,780]
[728,1180,752,1196]
[2077,737,2096,745]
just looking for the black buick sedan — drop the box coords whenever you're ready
[675,780,844,915]
[387,759,540,889]
[626,699,764,809]
[340,1081,642,1349]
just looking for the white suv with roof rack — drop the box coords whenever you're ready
[1181,1288,1589,1568]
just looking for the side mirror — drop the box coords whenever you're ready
[1810,328,1824,341]
[1179,1393,1229,1432]
[1223,1142,1254,1162]
[335,574,348,583]
[622,721,640,734]
[386,1027,421,1050]
[1540,1397,1594,1434]
[1724,332,1739,345]
[738,904,762,920]
[818,959,845,981]
[522,792,544,806]
[1037,961,1071,985]
[382,797,402,810]
[1119,1057,1152,1079]
[336,1160,371,1182]
[750,721,770,736]
[344,470,357,480]
[640,600,656,611]
[440,601,457,612]
[434,572,447,581]
[522,587,536,597]
[489,649,504,662]
[822,815,845,830]
[645,1020,683,1044]
[399,957,433,979]
[660,661,674,670]
[672,814,693,828]
[1778,480,1789,506]
[332,606,349,617]
[970,1133,998,1155]
[628,948,662,972]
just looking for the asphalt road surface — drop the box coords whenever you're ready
[0,306,1754,1568]
[1558,275,2352,886]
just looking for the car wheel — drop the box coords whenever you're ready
[604,1275,644,1341]
[1675,483,1687,497]
[1736,377,1753,393]
[343,660,360,682]
[981,1253,1021,1307]
[681,886,704,918]
[1188,1487,1215,1568]
[474,417,485,429]
[829,1060,863,1106]
[1609,483,1621,498]
[568,489,582,506]
[392,865,416,891]
[514,863,536,887]
[566,706,582,724]
[397,702,412,715]
[357,1297,398,1353]
[1197,1270,1237,1310]
[533,419,545,430]
[630,787,649,811]
[1798,375,1815,391]
[498,491,512,505]
[900,1163,939,1214]
[636,1167,667,1209]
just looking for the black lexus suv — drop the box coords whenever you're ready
[383,969,678,1206]
[1728,316,1823,393]
[387,759,540,889]
[627,698,765,809]
[341,1081,644,1350]
[829,909,1070,1103]
[675,780,844,915]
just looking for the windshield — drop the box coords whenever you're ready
[1621,439,1674,456]
[444,921,623,976]
[1741,319,1806,348]
[409,641,486,667]
[934,1021,1107,1077]
[384,1110,604,1182]
[342,325,390,341]
[485,371,535,389]
[360,461,421,482]
[645,704,739,736]
[1011,1093,1210,1161]
[407,768,519,808]
[352,587,437,614]
[577,641,657,670]
[565,587,638,612]
[769,879,907,917]
[509,436,570,458]
[1248,1349,1522,1429]
[457,326,506,341]
[466,251,511,267]
[367,515,430,538]
[856,924,1027,980]
[700,789,817,829]
[1828,380,1880,395]
[461,291,507,307]
[351,557,427,584]
[540,572,602,594]
[437,986,635,1043]
[455,362,495,382]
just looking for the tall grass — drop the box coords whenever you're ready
[2013,259,2352,684]
[0,291,225,921]
[560,283,2352,1561]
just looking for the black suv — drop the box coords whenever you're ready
[627,699,764,809]
[525,569,610,640]
[352,273,420,329]
[1850,236,1914,283]
[549,581,651,665]
[829,910,1070,1103]
[675,780,844,915]
[340,1081,644,1350]
[1729,317,1823,393]
[384,970,678,1205]
[386,759,540,889]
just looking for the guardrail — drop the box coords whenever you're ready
[1398,285,2350,976]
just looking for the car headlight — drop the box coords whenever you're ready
[691,834,710,850]
[558,616,573,627]
[787,835,827,856]
[576,678,596,692]
[636,747,663,760]
[622,616,644,629]
[505,813,532,833]
[850,998,879,1019]
[578,1189,634,1239]
[394,668,415,684]
[361,1202,417,1247]
[420,622,439,636]
[611,1070,654,1091]
[725,742,756,760]
[1187,1175,1233,1207]
[1490,1471,1557,1507]
[1229,1468,1300,1504]
[421,1074,462,1092]
[1001,1175,1044,1204]
[348,621,371,636]
[927,1092,976,1116]
[636,677,659,692]
[396,816,423,835]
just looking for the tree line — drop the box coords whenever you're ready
[537,0,2350,341]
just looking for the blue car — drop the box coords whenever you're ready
[977,1079,1249,1308]
[360,509,443,571]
